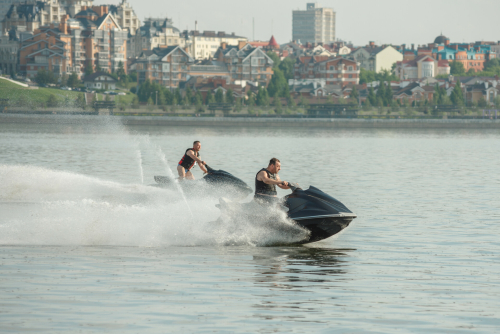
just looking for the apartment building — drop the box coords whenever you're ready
[2,0,93,34]
[292,3,335,44]
[0,30,21,75]
[294,56,360,87]
[18,7,127,78]
[135,46,194,88]
[130,17,184,58]
[213,42,274,85]
[182,30,247,59]
[109,0,139,35]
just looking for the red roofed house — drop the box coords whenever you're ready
[248,35,280,50]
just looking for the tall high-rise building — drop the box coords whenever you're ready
[292,3,335,44]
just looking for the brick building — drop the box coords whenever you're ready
[294,56,360,87]
[18,6,127,78]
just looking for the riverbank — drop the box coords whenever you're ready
[1,113,500,129]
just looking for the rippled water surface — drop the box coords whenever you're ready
[1,120,499,333]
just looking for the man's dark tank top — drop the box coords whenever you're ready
[255,168,277,196]
[178,148,199,170]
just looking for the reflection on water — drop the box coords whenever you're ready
[252,247,351,285]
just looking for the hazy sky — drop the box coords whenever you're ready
[96,0,500,46]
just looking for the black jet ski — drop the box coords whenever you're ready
[214,182,356,245]
[153,165,253,199]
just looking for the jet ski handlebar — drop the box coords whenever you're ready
[287,182,302,192]
[204,164,215,174]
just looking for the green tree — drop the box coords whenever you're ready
[84,65,93,76]
[299,96,308,107]
[215,88,224,103]
[450,80,464,106]
[164,89,174,105]
[185,87,193,105]
[47,94,58,107]
[35,69,57,85]
[267,68,289,97]
[67,72,79,88]
[256,86,270,106]
[174,88,182,105]
[495,95,500,108]
[147,97,154,105]
[450,61,465,75]
[368,86,376,105]
[116,61,126,81]
[385,82,393,106]
[129,71,137,82]
[266,51,280,68]
[360,68,399,85]
[158,91,166,105]
[194,91,203,106]
[350,86,359,104]
[76,93,86,109]
[362,98,372,111]
[131,95,139,109]
[359,68,376,85]
[226,88,234,104]
[273,96,283,114]
[278,57,295,80]
[247,94,255,106]
[376,81,386,105]
[206,90,215,104]
[466,68,476,76]
[477,96,487,108]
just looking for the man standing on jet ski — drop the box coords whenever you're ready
[177,141,208,180]
[255,158,289,204]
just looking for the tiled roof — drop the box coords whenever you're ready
[83,71,117,82]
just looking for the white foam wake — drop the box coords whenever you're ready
[0,165,308,247]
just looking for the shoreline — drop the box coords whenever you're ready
[1,113,499,129]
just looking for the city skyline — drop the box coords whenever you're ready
[93,0,499,46]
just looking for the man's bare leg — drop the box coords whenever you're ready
[177,165,186,180]
[185,171,195,180]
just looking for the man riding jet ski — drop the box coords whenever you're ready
[214,158,357,245]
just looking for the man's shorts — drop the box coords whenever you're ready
[178,165,191,174]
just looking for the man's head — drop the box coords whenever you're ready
[193,140,201,151]
[267,157,281,174]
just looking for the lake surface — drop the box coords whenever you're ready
[1,119,499,333]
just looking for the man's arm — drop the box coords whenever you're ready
[257,171,288,187]
[275,174,290,189]
[186,150,205,165]
[198,163,208,174]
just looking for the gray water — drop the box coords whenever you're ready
[1,120,499,333]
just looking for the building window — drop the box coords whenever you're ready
[348,66,353,71]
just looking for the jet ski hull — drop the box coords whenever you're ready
[293,216,354,244]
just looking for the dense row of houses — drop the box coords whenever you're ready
[0,0,499,106]
[288,75,499,107]
[135,42,274,89]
